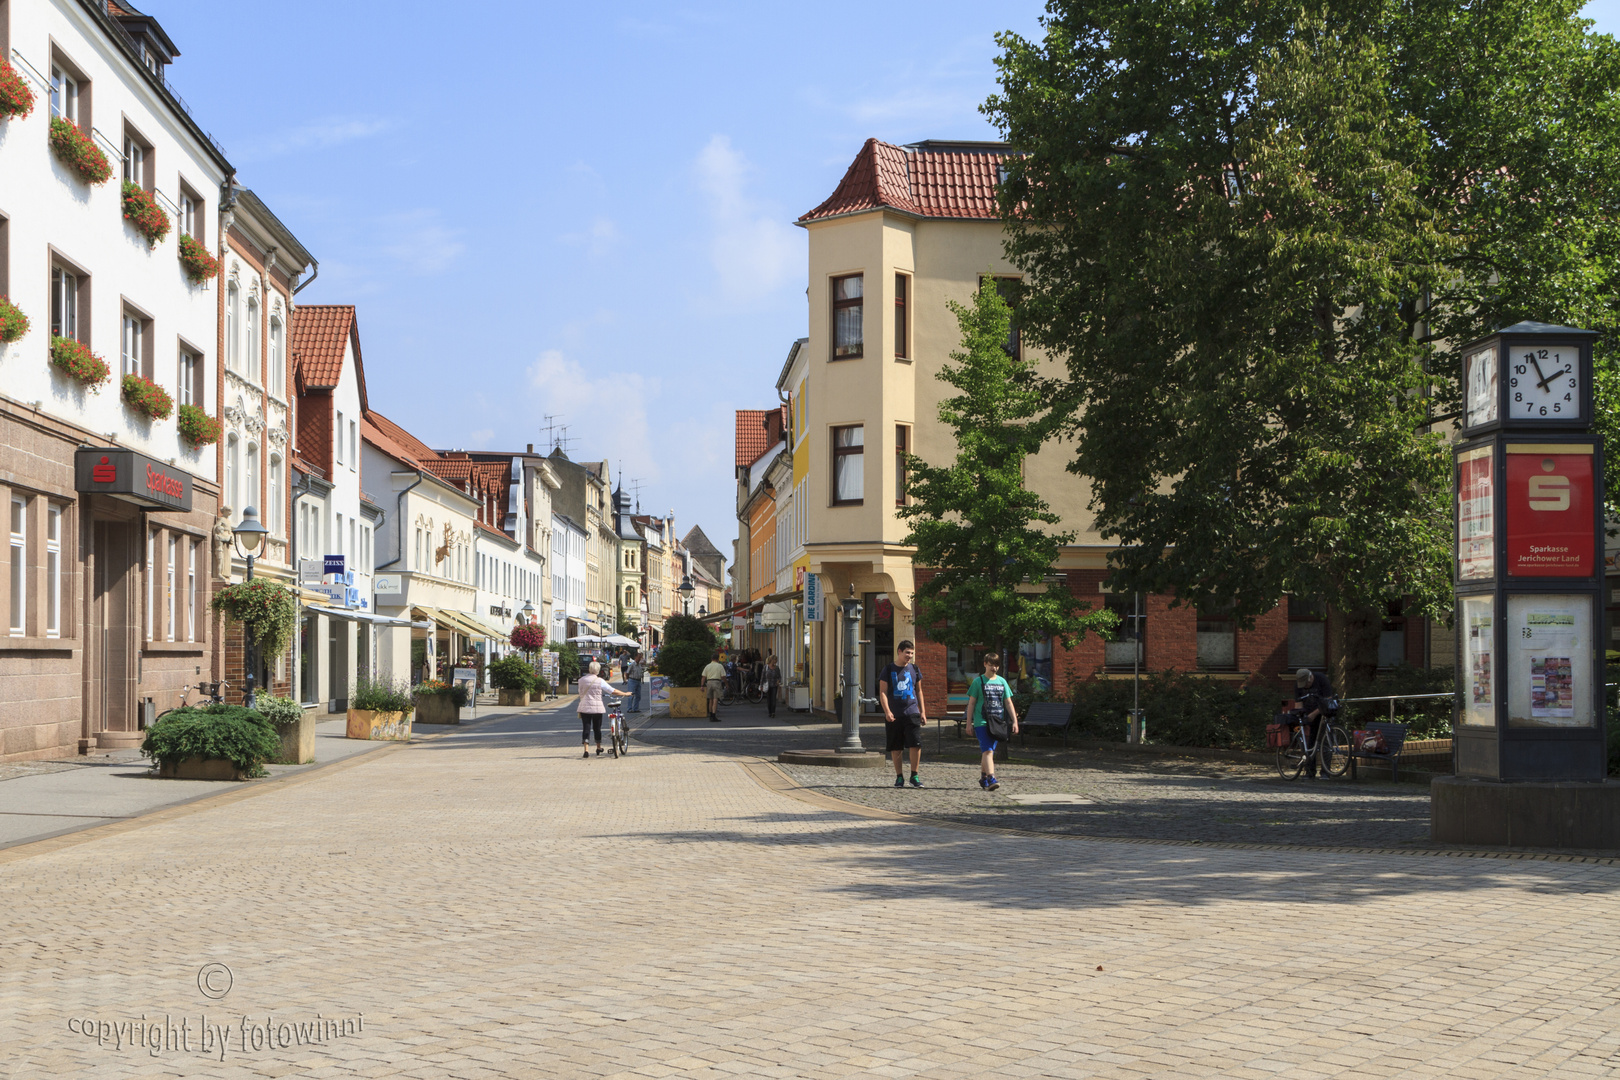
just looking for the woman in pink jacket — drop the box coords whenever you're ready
[577,660,631,758]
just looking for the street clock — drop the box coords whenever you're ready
[1460,322,1595,436]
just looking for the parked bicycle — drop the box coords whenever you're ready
[152,681,228,725]
[1276,707,1350,780]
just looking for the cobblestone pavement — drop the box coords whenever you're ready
[5,701,1620,1078]
[638,710,1434,848]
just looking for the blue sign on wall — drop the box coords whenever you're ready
[324,554,346,577]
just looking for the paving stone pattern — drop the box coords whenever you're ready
[639,710,1434,849]
[4,702,1620,1077]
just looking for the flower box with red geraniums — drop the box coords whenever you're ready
[121,373,173,421]
[0,296,28,344]
[49,336,109,388]
[176,403,222,448]
[122,182,171,248]
[0,62,34,121]
[49,117,112,186]
[178,234,220,284]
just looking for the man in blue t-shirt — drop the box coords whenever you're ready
[879,640,929,788]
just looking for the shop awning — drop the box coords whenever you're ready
[470,614,515,640]
[309,605,424,628]
[697,589,802,625]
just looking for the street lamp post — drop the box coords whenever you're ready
[679,574,694,616]
[839,584,870,753]
[232,505,269,710]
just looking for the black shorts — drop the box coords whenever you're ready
[885,716,924,752]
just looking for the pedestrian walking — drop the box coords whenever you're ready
[702,652,728,722]
[761,655,782,718]
[577,661,631,758]
[966,652,1018,791]
[878,639,928,788]
[625,655,646,713]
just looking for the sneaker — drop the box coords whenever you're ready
[987,776,1000,791]
[979,776,989,790]
[910,774,923,788]
[894,774,906,788]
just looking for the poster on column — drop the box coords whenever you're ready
[1457,447,1495,580]
[1460,595,1494,726]
[1507,594,1593,728]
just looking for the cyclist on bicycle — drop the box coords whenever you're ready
[578,661,632,758]
[1286,667,1335,779]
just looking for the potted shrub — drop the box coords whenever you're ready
[50,336,110,389]
[122,182,171,248]
[531,673,551,701]
[0,296,27,344]
[176,402,222,447]
[254,693,314,765]
[548,640,582,693]
[412,679,469,725]
[347,677,413,740]
[489,655,535,707]
[49,116,113,185]
[121,372,174,421]
[656,614,721,718]
[178,234,221,284]
[141,704,281,780]
[0,62,35,121]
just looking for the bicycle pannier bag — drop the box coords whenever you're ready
[1353,729,1387,754]
[1265,722,1291,750]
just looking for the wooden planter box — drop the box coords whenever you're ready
[669,686,709,718]
[345,709,412,741]
[156,756,249,781]
[415,694,461,725]
[497,688,529,707]
[269,710,317,764]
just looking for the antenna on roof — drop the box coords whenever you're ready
[628,478,644,510]
[539,415,576,455]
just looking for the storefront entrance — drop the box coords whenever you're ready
[88,518,140,747]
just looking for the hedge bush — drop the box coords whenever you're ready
[254,694,302,725]
[653,640,713,688]
[141,704,280,777]
[1339,663,1455,740]
[488,655,535,691]
[1070,672,1277,749]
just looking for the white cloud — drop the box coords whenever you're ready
[527,350,657,481]
[379,209,466,275]
[693,135,801,305]
[242,116,397,160]
[559,216,621,260]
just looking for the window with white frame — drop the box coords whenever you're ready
[166,534,176,641]
[269,316,284,394]
[335,512,344,558]
[349,519,356,565]
[122,130,150,189]
[49,65,78,123]
[268,455,282,535]
[246,297,260,381]
[50,266,78,340]
[178,349,196,407]
[226,283,239,371]
[46,505,61,638]
[9,496,25,637]
[225,435,239,514]
[188,538,198,642]
[349,420,357,471]
[245,443,259,514]
[146,528,156,641]
[179,189,199,240]
[335,411,345,466]
[121,311,144,378]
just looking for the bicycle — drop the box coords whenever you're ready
[607,707,629,758]
[1277,707,1349,780]
[151,680,228,725]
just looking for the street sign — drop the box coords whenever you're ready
[298,559,324,586]
[374,575,402,594]
[805,573,823,622]
[324,554,346,577]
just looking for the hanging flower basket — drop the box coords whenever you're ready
[510,624,546,652]
[178,234,221,284]
[50,336,110,389]
[0,296,28,344]
[49,117,112,185]
[0,63,34,121]
[122,182,171,248]
[176,403,222,447]
[121,373,174,420]
[211,580,299,661]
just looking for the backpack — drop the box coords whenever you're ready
[979,677,1012,741]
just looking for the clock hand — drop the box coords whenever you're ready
[1536,365,1570,393]
[1526,353,1548,387]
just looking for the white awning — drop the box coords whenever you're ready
[310,605,424,628]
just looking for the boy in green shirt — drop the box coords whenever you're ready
[966,652,1018,791]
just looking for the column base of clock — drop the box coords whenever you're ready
[1431,775,1620,851]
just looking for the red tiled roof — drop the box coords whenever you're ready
[362,409,437,471]
[799,139,1008,223]
[735,407,787,469]
[290,306,366,405]
[296,397,332,476]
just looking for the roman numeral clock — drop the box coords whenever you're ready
[1453,322,1606,782]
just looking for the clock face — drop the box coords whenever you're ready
[1507,345,1583,421]
[1465,345,1497,428]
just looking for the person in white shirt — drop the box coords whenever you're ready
[577,661,631,758]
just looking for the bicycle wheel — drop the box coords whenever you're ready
[1320,725,1350,777]
[1277,729,1308,780]
[746,683,763,703]
[617,723,629,757]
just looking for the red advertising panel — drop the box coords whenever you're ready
[1505,445,1594,577]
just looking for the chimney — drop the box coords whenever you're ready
[527,443,534,454]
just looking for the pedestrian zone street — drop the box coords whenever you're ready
[4,701,1620,1079]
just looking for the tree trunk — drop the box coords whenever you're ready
[1329,605,1383,696]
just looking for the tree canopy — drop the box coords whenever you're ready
[899,280,1116,661]
[986,0,1620,633]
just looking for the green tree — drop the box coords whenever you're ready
[899,280,1116,670]
[986,0,1620,683]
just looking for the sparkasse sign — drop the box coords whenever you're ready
[74,448,194,512]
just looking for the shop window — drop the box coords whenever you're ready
[1379,599,1407,669]
[1104,592,1145,671]
[1288,597,1326,670]
[1196,601,1237,671]
[8,495,25,636]
[146,527,156,641]
[894,272,909,360]
[46,504,61,638]
[165,534,176,641]
[299,612,317,704]
[832,274,863,359]
[1013,639,1054,695]
[188,538,198,642]
[831,425,863,505]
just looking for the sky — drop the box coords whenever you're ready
[149,0,1620,560]
[143,0,1048,557]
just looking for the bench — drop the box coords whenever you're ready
[1347,721,1408,781]
[1020,702,1072,747]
